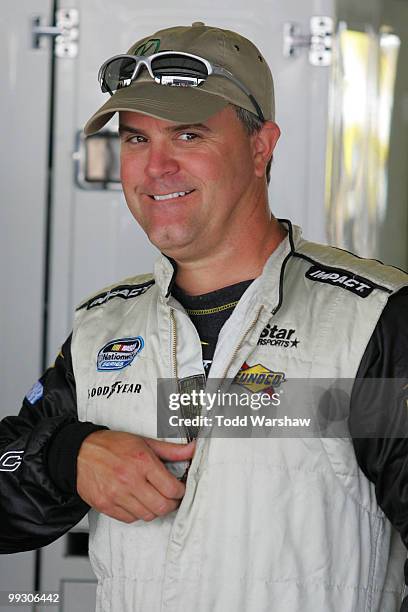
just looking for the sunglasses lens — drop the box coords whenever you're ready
[102,57,136,92]
[150,54,208,79]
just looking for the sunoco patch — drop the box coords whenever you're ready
[305,265,375,297]
[234,363,286,393]
[97,336,144,371]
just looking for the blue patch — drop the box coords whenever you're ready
[26,381,44,405]
[97,336,144,372]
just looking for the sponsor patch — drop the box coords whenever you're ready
[97,336,144,371]
[305,265,374,297]
[79,280,154,311]
[25,381,44,405]
[0,450,24,472]
[258,324,300,348]
[235,362,286,393]
[88,381,142,399]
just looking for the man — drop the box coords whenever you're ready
[1,21,408,612]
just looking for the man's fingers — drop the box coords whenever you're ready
[145,460,187,500]
[76,430,192,523]
[109,487,181,522]
[103,498,159,524]
[110,506,139,524]
[134,479,182,515]
[145,438,196,462]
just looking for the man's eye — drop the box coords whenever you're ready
[178,132,198,141]
[127,135,146,144]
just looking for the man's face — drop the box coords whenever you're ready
[119,105,278,262]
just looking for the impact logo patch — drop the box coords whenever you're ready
[78,280,154,311]
[97,337,144,372]
[306,265,375,297]
[234,362,286,393]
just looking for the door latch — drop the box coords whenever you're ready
[32,8,79,58]
[283,16,334,66]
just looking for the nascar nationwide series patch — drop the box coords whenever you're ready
[97,336,144,371]
[305,265,375,297]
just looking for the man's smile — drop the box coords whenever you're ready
[147,189,196,201]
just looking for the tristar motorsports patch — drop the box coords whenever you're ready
[97,337,144,371]
[258,324,300,348]
[305,265,375,297]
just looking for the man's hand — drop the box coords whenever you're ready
[77,430,195,523]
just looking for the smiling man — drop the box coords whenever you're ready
[118,106,284,292]
[2,21,408,612]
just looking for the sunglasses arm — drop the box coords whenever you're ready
[212,65,265,122]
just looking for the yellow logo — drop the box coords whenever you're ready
[234,363,285,393]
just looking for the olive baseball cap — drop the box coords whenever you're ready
[84,21,275,135]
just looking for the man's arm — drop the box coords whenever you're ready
[351,287,408,547]
[0,334,196,553]
[0,334,106,553]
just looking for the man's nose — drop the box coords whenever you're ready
[145,142,180,179]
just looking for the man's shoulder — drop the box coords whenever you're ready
[75,273,155,312]
[295,239,408,296]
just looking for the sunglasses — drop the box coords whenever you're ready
[98,51,265,122]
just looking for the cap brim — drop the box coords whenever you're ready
[84,81,229,135]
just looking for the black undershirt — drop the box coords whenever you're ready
[172,279,254,376]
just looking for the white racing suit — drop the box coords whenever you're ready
[69,221,408,612]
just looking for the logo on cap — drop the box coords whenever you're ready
[134,39,161,56]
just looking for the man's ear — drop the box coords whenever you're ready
[251,121,280,178]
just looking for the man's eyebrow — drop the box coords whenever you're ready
[166,123,212,133]
[118,122,212,136]
[118,124,140,136]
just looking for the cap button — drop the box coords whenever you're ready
[192,22,205,27]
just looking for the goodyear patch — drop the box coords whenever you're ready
[235,363,286,393]
[97,337,144,371]
[25,381,44,405]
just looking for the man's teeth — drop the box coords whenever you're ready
[152,190,193,201]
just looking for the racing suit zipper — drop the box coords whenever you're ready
[170,307,178,379]
[220,305,265,380]
[169,307,196,480]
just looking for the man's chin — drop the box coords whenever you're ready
[147,228,196,258]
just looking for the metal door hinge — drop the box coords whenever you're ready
[32,8,79,58]
[283,16,333,66]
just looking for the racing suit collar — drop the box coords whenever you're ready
[153,219,302,302]
[238,220,302,314]
[154,255,178,299]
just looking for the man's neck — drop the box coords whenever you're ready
[173,217,287,296]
